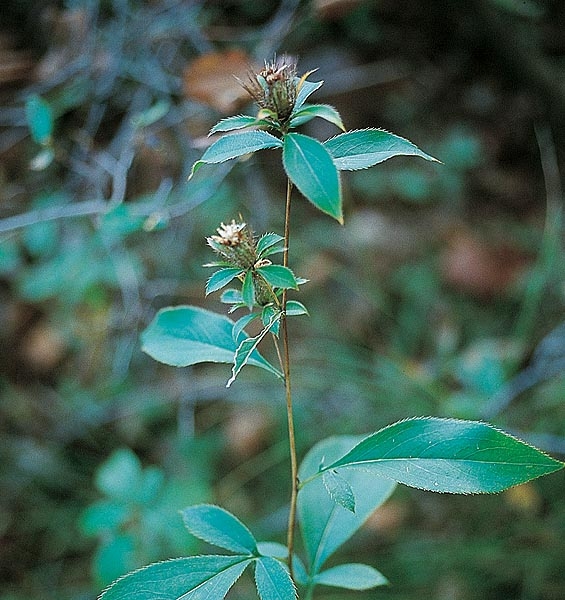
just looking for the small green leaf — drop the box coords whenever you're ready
[227,313,282,388]
[96,448,143,502]
[327,417,564,494]
[257,265,298,289]
[283,133,342,223]
[232,313,259,342]
[257,233,284,258]
[141,306,281,379]
[285,300,308,316]
[25,94,54,145]
[298,437,396,576]
[206,268,244,295]
[256,542,288,559]
[181,504,257,554]
[261,305,280,336]
[221,289,244,304]
[255,556,296,600]
[290,104,345,131]
[324,128,440,171]
[294,78,323,112]
[313,563,388,590]
[242,270,256,309]
[322,469,356,513]
[99,556,252,600]
[190,131,283,178]
[209,115,258,135]
[131,100,170,128]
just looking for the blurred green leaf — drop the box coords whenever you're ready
[181,504,257,554]
[283,133,342,222]
[25,94,54,145]
[313,563,388,590]
[327,417,564,493]
[96,448,143,502]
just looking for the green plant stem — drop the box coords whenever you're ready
[282,178,298,578]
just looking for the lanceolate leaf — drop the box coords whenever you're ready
[324,128,439,171]
[242,270,255,309]
[257,265,298,289]
[283,133,342,223]
[326,417,564,494]
[141,306,281,379]
[290,104,345,131]
[190,130,283,178]
[294,78,323,112]
[209,115,258,135]
[313,563,388,590]
[181,505,257,555]
[227,313,282,388]
[206,268,244,295]
[257,233,284,257]
[99,555,252,600]
[254,556,297,600]
[298,436,396,576]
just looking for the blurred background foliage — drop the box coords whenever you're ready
[1,0,565,599]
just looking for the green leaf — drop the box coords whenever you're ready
[221,289,244,304]
[256,233,284,258]
[141,306,281,379]
[290,104,345,131]
[283,133,342,223]
[181,504,257,554]
[96,449,143,502]
[190,131,283,178]
[206,268,244,295]
[322,470,355,513]
[285,300,309,316]
[254,556,296,600]
[25,94,54,145]
[227,313,282,388]
[209,115,258,135]
[131,100,170,128]
[232,313,259,342]
[99,556,252,600]
[261,305,280,335]
[298,436,396,576]
[256,542,287,559]
[242,270,256,309]
[294,78,323,112]
[324,128,440,171]
[327,417,564,494]
[313,563,388,590]
[257,265,298,290]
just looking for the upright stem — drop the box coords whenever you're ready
[282,178,298,577]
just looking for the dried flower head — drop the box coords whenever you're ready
[207,220,257,269]
[240,55,298,123]
[208,220,247,247]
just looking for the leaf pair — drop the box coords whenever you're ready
[99,504,295,600]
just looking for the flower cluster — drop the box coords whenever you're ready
[240,55,298,124]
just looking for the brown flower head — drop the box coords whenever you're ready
[240,55,298,123]
[207,220,257,269]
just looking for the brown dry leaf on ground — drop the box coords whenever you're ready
[441,228,531,297]
[183,49,256,114]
